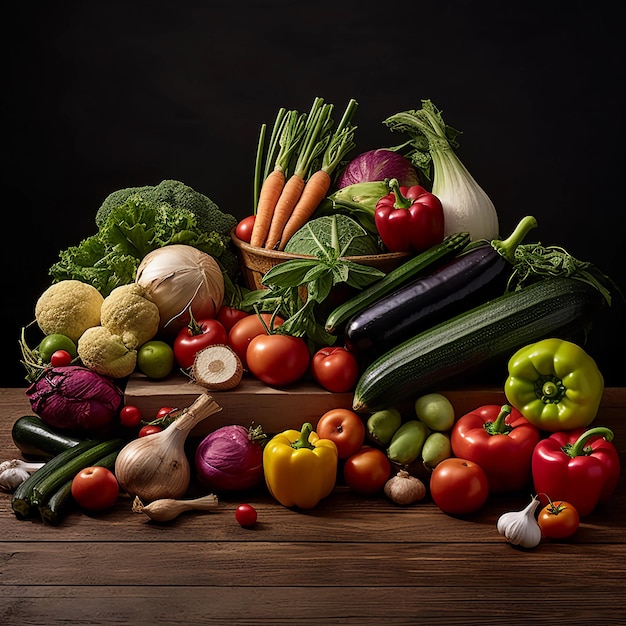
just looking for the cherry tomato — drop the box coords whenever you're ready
[173,318,228,369]
[429,457,489,515]
[228,313,284,369]
[311,346,359,393]
[235,215,256,243]
[538,500,580,539]
[155,406,176,420]
[139,424,163,437]
[246,334,310,386]
[235,503,258,527]
[71,466,119,512]
[316,408,365,459]
[119,405,143,428]
[343,447,391,495]
[217,305,249,333]
[50,349,73,367]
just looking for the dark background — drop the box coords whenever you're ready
[3,0,624,387]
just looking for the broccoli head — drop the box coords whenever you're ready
[95,179,240,278]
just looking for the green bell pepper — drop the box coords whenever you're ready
[504,338,604,432]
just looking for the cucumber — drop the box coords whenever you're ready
[38,450,120,526]
[11,438,123,519]
[12,415,86,459]
[324,232,470,334]
[352,277,604,412]
[30,438,124,507]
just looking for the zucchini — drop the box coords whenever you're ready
[324,232,470,334]
[344,215,538,361]
[38,450,119,526]
[30,438,124,507]
[12,415,86,459]
[352,277,604,412]
[11,438,122,519]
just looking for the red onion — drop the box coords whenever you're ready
[26,366,123,434]
[195,424,267,492]
[336,149,420,189]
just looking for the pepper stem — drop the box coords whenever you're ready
[484,405,513,436]
[491,215,538,263]
[566,427,614,458]
[388,178,413,209]
[292,423,315,450]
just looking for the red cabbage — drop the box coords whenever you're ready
[336,149,420,189]
[26,365,123,434]
[195,424,267,492]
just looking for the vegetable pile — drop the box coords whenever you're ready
[4,95,622,543]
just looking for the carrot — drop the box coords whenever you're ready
[250,167,286,247]
[250,109,306,248]
[277,170,332,250]
[277,99,360,251]
[264,99,333,249]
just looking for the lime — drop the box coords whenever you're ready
[137,340,175,379]
[38,334,78,363]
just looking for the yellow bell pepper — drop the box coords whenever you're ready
[263,422,338,509]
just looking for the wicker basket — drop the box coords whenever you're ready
[231,229,410,291]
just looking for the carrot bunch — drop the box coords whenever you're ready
[251,97,358,251]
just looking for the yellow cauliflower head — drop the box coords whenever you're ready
[35,280,104,343]
[77,326,137,379]
[100,283,160,350]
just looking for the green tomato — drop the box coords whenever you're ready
[414,393,455,432]
[137,341,175,379]
[38,334,78,363]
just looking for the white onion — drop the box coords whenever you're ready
[136,244,225,335]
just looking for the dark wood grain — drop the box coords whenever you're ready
[1,387,625,626]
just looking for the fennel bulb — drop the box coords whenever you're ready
[384,100,499,241]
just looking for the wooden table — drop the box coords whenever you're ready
[2,386,625,625]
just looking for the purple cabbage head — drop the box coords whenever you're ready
[336,149,420,189]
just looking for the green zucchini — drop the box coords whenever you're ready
[38,450,120,526]
[11,438,122,519]
[352,277,604,412]
[324,232,470,334]
[30,438,124,507]
[12,415,86,459]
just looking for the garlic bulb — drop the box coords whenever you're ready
[496,496,542,549]
[384,470,426,506]
[0,459,45,491]
[115,393,222,501]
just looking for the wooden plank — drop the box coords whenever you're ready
[2,585,624,625]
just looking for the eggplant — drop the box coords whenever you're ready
[344,216,538,363]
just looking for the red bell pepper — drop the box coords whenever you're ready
[450,404,541,493]
[532,426,621,517]
[374,178,444,253]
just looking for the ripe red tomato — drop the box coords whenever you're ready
[246,334,310,386]
[173,318,228,369]
[228,313,284,369]
[311,346,359,393]
[316,408,365,459]
[217,305,249,333]
[50,349,73,367]
[235,215,256,243]
[139,424,163,437]
[235,503,258,527]
[343,447,391,495]
[119,405,143,428]
[537,500,580,539]
[71,466,119,511]
[429,457,489,515]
